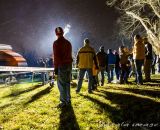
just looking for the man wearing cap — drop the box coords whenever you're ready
[53,27,73,108]
[76,38,98,93]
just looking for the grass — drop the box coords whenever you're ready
[0,75,160,130]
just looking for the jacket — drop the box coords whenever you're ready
[119,51,128,65]
[53,37,72,68]
[76,44,97,69]
[145,42,152,59]
[133,40,145,60]
[107,52,116,65]
[96,51,107,67]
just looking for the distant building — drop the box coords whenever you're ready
[0,44,27,66]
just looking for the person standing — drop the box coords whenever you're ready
[76,38,98,93]
[114,50,120,81]
[133,34,145,85]
[96,46,107,86]
[107,49,116,83]
[53,27,73,108]
[143,37,153,81]
[119,46,129,84]
[37,58,48,85]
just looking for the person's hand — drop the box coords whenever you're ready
[54,68,58,75]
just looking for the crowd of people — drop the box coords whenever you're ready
[53,26,160,108]
[75,34,160,93]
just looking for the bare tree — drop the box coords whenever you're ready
[106,0,160,54]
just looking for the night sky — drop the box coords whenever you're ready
[0,0,119,59]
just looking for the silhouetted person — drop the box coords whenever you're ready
[133,34,145,85]
[143,37,152,81]
[114,50,120,81]
[107,49,116,83]
[96,46,107,86]
[53,27,72,108]
[76,38,98,94]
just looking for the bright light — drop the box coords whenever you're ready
[64,24,71,36]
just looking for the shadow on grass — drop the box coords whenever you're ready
[24,86,52,105]
[101,90,160,122]
[113,87,160,98]
[81,90,160,130]
[2,84,43,98]
[58,105,80,130]
[0,103,12,109]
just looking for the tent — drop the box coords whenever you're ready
[0,44,27,66]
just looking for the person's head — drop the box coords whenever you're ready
[84,38,90,46]
[134,34,141,43]
[107,48,112,54]
[114,50,118,55]
[55,27,64,38]
[99,46,104,52]
[119,46,125,53]
[143,37,148,44]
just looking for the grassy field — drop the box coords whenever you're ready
[0,75,160,130]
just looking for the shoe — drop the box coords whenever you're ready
[67,101,71,105]
[101,83,104,86]
[56,103,66,109]
[76,90,80,94]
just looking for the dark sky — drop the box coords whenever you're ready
[0,0,119,58]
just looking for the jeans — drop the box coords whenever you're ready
[115,66,120,80]
[57,64,72,104]
[98,67,105,85]
[77,68,93,92]
[107,64,115,83]
[134,60,144,84]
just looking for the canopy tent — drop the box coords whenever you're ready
[0,44,27,67]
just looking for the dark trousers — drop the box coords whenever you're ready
[115,66,120,80]
[144,59,152,80]
[120,64,128,84]
[134,59,144,84]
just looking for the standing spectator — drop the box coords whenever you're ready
[92,56,99,90]
[151,53,157,74]
[128,54,136,78]
[107,49,116,83]
[133,34,145,85]
[157,55,160,73]
[143,37,153,81]
[119,46,129,84]
[114,50,120,81]
[76,38,98,93]
[37,58,48,85]
[96,46,107,86]
[53,27,72,108]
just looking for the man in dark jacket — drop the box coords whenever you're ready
[107,49,116,83]
[143,38,152,81]
[53,27,72,108]
[96,46,107,86]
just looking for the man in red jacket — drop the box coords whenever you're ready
[53,27,72,108]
